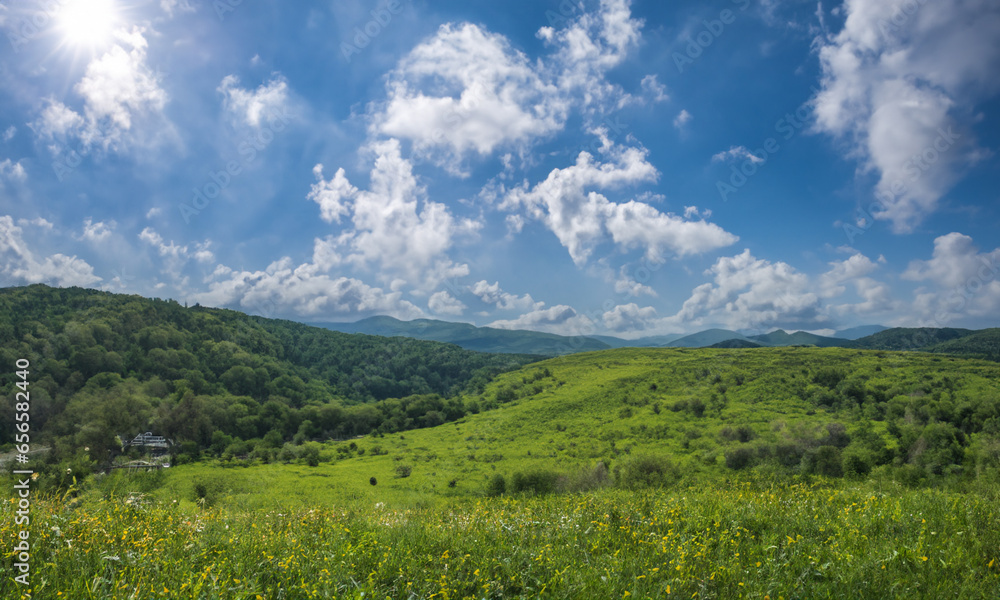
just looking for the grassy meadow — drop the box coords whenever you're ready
[4,346,1000,598]
[4,480,1000,599]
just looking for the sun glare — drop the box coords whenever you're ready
[57,0,120,50]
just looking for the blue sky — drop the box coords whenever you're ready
[1,0,998,338]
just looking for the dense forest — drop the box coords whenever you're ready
[0,285,538,478]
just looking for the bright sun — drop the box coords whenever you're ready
[57,0,120,49]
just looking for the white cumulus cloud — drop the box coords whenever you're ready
[903,232,1000,324]
[488,304,595,337]
[428,290,466,316]
[665,249,824,332]
[0,158,26,183]
[470,280,543,312]
[308,139,481,291]
[191,258,423,321]
[30,28,169,153]
[812,0,1000,232]
[369,0,646,174]
[0,216,101,287]
[218,74,289,129]
[78,218,116,243]
[502,136,737,265]
[373,22,565,173]
[602,302,658,333]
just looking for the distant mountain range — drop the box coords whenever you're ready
[588,334,686,348]
[748,329,848,348]
[833,325,890,340]
[313,317,999,361]
[667,328,870,349]
[312,316,611,355]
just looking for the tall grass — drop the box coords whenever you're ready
[3,480,999,599]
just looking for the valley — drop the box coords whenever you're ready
[2,285,1000,598]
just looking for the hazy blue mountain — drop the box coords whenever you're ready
[834,325,889,340]
[313,316,610,355]
[314,318,993,357]
[667,329,748,347]
[748,330,851,347]
[588,334,685,348]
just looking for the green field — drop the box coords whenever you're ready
[4,345,1000,598]
[4,481,1000,599]
[167,346,1000,508]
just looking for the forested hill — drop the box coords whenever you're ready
[924,329,1000,362]
[0,285,538,459]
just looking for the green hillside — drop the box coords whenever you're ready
[0,285,537,477]
[144,346,1000,508]
[316,315,611,355]
[709,338,763,348]
[851,327,974,350]
[925,328,1000,361]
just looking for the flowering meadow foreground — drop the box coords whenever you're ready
[3,481,999,599]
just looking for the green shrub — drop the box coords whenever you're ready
[496,387,516,403]
[802,445,843,477]
[562,462,611,492]
[300,442,322,467]
[486,474,506,496]
[725,446,756,471]
[813,368,845,389]
[823,423,851,448]
[896,463,926,487]
[689,398,706,418]
[614,454,679,489]
[277,443,296,463]
[720,425,756,443]
[509,469,560,495]
[191,478,225,508]
[775,443,805,467]
[842,452,872,478]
